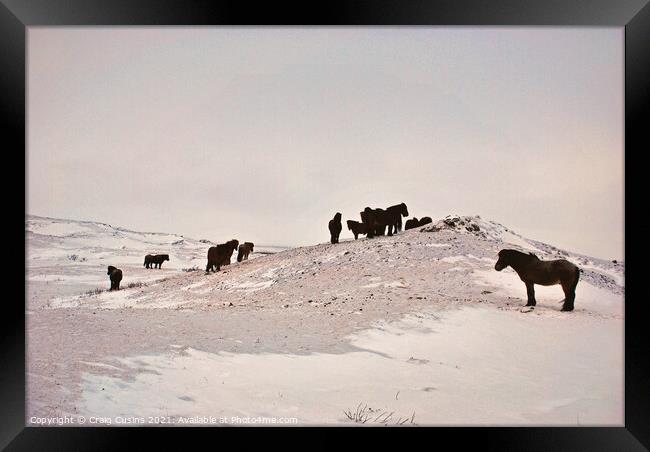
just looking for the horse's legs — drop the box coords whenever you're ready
[525,282,536,306]
[561,283,576,311]
[560,267,580,311]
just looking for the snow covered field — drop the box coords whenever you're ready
[26,214,624,426]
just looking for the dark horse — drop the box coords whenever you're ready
[360,204,408,238]
[144,254,170,269]
[237,242,254,262]
[385,203,409,234]
[404,217,419,230]
[360,208,383,238]
[328,212,342,244]
[107,265,123,291]
[206,240,239,272]
[494,249,580,311]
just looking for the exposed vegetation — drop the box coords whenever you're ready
[343,403,416,425]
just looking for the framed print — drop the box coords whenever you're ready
[4,0,648,449]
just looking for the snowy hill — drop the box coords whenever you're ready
[36,213,623,316]
[26,215,287,291]
[26,214,625,426]
[422,215,624,295]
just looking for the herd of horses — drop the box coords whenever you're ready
[206,240,254,272]
[329,202,434,244]
[103,202,582,312]
[105,241,255,290]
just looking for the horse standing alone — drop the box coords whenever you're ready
[144,254,170,269]
[107,265,123,291]
[494,249,580,311]
[329,212,342,244]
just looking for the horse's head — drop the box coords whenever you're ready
[362,207,373,223]
[230,239,239,251]
[163,254,170,261]
[400,203,409,217]
[107,265,116,275]
[334,212,342,221]
[494,250,510,271]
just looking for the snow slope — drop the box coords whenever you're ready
[26,214,625,426]
[26,215,287,297]
[80,307,622,425]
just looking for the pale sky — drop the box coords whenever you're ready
[27,27,624,260]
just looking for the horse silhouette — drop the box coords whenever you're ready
[106,265,123,291]
[206,240,239,272]
[237,242,254,262]
[494,249,580,311]
[144,254,169,269]
[385,203,409,234]
[346,220,368,240]
[328,212,342,244]
[404,217,419,230]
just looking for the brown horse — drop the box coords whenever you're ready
[107,265,123,291]
[494,249,580,311]
[144,254,169,269]
[385,203,409,234]
[206,240,239,272]
[404,217,419,230]
[346,220,368,240]
[328,212,342,244]
[237,242,254,262]
[360,207,390,238]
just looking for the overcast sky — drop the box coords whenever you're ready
[27,27,623,259]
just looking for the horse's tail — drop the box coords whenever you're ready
[571,265,580,292]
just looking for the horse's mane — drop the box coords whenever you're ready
[500,249,541,263]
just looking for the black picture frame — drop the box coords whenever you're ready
[5,0,647,449]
